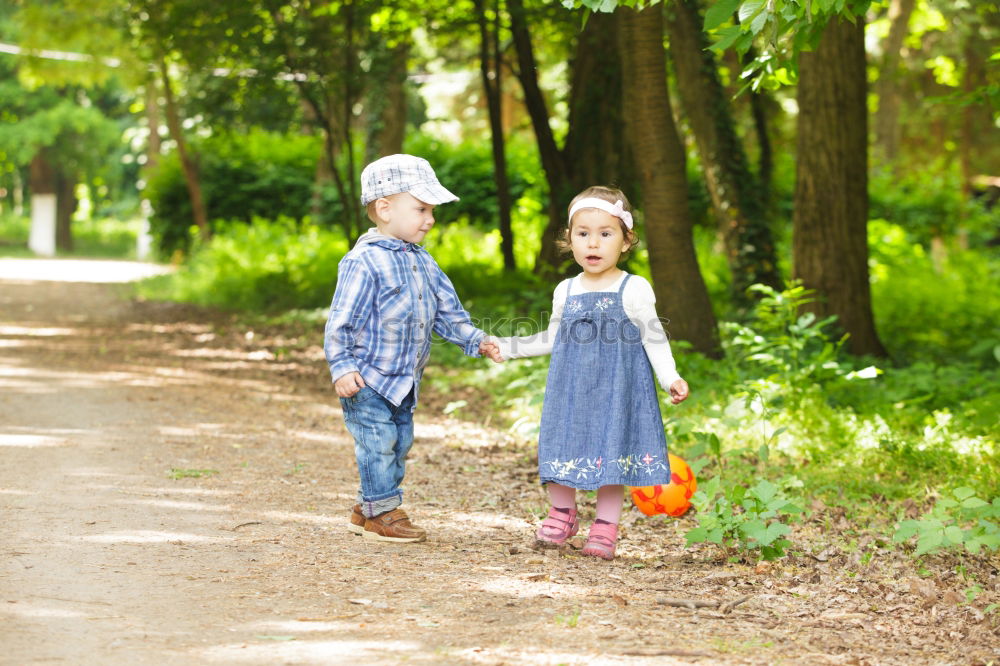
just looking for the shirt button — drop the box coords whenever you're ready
[412,265,417,271]
[418,294,422,300]
[419,323,425,328]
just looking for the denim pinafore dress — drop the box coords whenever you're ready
[537,274,671,490]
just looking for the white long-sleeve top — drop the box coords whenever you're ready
[494,273,683,390]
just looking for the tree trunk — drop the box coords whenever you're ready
[666,0,781,305]
[873,0,916,165]
[372,42,409,160]
[745,48,775,209]
[145,77,162,170]
[508,0,572,276]
[563,11,632,193]
[475,0,516,270]
[618,4,721,357]
[13,168,25,217]
[960,34,998,192]
[158,58,209,238]
[55,171,76,253]
[793,17,887,358]
[510,0,631,275]
[28,152,57,256]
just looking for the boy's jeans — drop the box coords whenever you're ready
[340,386,415,518]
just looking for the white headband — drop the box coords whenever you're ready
[568,198,634,230]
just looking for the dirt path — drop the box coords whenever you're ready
[1,258,997,665]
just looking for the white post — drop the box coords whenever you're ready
[28,193,57,256]
[136,198,154,261]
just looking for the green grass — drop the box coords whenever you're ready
[168,468,219,479]
[0,214,141,259]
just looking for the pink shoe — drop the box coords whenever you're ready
[581,521,618,560]
[535,507,579,547]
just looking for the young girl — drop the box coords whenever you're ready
[494,186,689,560]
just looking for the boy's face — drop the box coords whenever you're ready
[374,192,436,244]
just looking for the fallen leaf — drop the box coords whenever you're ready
[941,590,964,606]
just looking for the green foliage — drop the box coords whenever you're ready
[65,217,141,258]
[0,213,139,259]
[137,218,347,312]
[869,219,1000,365]
[570,0,871,89]
[686,469,803,562]
[144,130,322,257]
[870,167,999,248]
[404,133,543,229]
[168,468,219,479]
[894,488,1000,556]
[722,281,850,387]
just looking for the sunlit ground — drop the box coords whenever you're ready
[0,258,173,283]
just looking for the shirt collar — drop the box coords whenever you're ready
[357,228,426,253]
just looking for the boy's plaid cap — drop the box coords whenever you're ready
[360,154,459,206]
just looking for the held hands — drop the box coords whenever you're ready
[479,338,504,363]
[334,371,366,398]
[669,378,690,404]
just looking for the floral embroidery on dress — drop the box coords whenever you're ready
[594,297,615,311]
[542,457,604,481]
[567,300,583,313]
[541,452,667,482]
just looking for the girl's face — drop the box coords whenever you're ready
[569,209,629,279]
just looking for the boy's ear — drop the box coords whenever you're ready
[374,197,391,222]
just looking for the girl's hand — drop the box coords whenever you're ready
[479,338,504,363]
[335,371,366,398]
[669,379,689,404]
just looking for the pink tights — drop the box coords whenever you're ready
[547,483,625,524]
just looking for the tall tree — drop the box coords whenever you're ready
[5,0,137,251]
[872,0,917,165]
[508,0,632,275]
[364,40,410,161]
[474,0,516,270]
[793,16,887,357]
[665,0,782,305]
[618,4,721,356]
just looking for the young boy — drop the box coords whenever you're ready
[324,154,499,543]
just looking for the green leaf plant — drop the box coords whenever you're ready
[686,474,803,562]
[893,488,1000,557]
[684,429,803,563]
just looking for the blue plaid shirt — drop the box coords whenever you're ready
[324,231,485,408]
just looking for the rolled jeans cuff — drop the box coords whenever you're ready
[357,493,403,518]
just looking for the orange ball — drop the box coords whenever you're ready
[630,453,697,517]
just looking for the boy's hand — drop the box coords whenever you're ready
[479,339,504,363]
[335,371,366,398]
[669,379,689,404]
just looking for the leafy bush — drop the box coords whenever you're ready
[137,217,347,311]
[894,487,1000,556]
[404,133,543,231]
[144,129,321,257]
[870,165,999,248]
[869,219,1000,365]
[686,475,802,561]
[722,281,851,388]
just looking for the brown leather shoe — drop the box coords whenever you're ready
[363,508,426,543]
[348,504,365,535]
